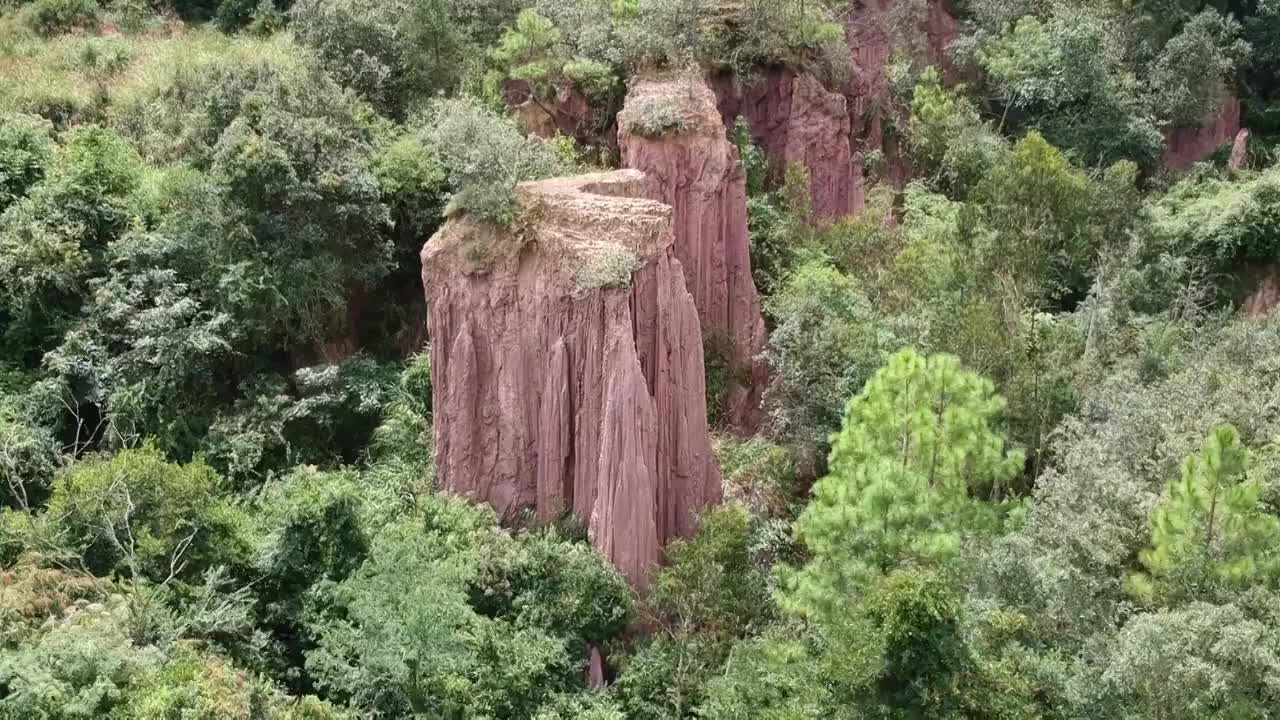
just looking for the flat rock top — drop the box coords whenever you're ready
[619,76,725,139]
[422,170,674,279]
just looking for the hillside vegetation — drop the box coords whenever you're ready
[4,0,1280,718]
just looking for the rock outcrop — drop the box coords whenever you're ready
[1230,128,1251,172]
[711,69,855,221]
[504,80,608,149]
[422,170,721,589]
[619,77,769,431]
[1243,263,1280,318]
[845,0,960,207]
[1164,94,1242,171]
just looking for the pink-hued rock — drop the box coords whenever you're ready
[504,80,599,144]
[1164,94,1242,171]
[587,647,606,689]
[422,170,721,589]
[1229,128,1251,172]
[619,77,769,431]
[1243,263,1280,318]
[711,69,855,222]
[844,0,959,207]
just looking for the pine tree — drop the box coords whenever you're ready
[1129,424,1280,604]
[784,349,1022,620]
[827,348,1024,501]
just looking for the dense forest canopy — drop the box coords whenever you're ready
[2,0,1280,717]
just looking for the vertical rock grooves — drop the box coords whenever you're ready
[711,69,855,222]
[844,0,960,208]
[421,171,721,589]
[619,77,770,431]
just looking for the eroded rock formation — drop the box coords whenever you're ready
[1230,128,1251,172]
[845,0,960,207]
[504,80,611,150]
[711,69,855,221]
[619,77,769,431]
[1164,94,1242,171]
[1243,263,1280,318]
[422,170,721,589]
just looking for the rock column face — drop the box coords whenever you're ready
[422,171,721,589]
[844,0,960,207]
[1243,262,1280,318]
[619,78,770,431]
[1164,94,1243,171]
[712,69,855,222]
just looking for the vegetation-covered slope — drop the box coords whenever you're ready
[3,0,1280,718]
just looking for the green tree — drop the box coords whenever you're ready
[613,504,776,720]
[784,349,1022,619]
[0,125,144,360]
[489,8,616,102]
[1100,601,1280,719]
[908,66,1007,195]
[428,96,573,225]
[762,261,900,468]
[826,349,1024,500]
[1129,424,1280,604]
[306,496,628,719]
[45,446,252,582]
[0,114,53,215]
[291,0,469,116]
[970,6,1164,171]
[1146,9,1250,127]
[968,131,1095,308]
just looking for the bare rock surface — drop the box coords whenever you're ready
[1243,262,1280,318]
[422,170,721,589]
[619,77,770,431]
[711,69,855,221]
[844,0,959,208]
[1230,128,1251,172]
[1164,94,1242,171]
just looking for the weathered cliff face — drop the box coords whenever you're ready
[845,0,960,206]
[1164,94,1242,171]
[503,80,606,148]
[707,0,960,219]
[422,171,721,589]
[1243,263,1280,318]
[619,78,769,431]
[711,69,855,221]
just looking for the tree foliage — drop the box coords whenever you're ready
[1130,424,1280,604]
[3,0,1280,717]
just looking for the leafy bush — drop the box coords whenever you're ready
[428,96,573,225]
[573,244,640,292]
[45,446,252,581]
[1147,9,1250,127]
[715,435,798,519]
[1146,163,1280,308]
[0,114,53,214]
[291,0,467,116]
[119,649,284,719]
[0,602,158,718]
[617,89,689,138]
[295,493,627,717]
[762,260,901,466]
[21,0,99,37]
